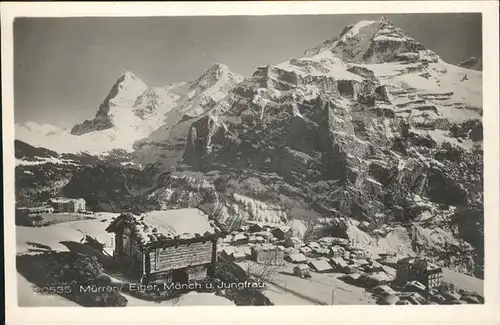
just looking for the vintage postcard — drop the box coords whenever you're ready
[2,2,499,325]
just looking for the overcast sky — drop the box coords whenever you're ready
[14,13,482,128]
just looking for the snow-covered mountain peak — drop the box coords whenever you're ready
[118,70,143,85]
[111,71,148,101]
[303,17,440,65]
[122,70,138,80]
[343,20,377,38]
[131,64,244,167]
[133,87,171,120]
[69,71,149,136]
[177,64,244,115]
[207,63,229,74]
[190,63,244,91]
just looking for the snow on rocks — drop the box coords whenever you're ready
[17,65,243,157]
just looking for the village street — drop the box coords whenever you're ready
[262,283,316,305]
[242,260,485,305]
[442,268,484,296]
[237,261,376,305]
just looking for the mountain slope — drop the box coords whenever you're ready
[132,63,244,170]
[142,18,483,277]
[458,56,482,71]
[71,71,148,135]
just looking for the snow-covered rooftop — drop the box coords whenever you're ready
[106,208,219,244]
[309,259,333,272]
[145,209,213,237]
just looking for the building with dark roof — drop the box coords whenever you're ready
[395,257,443,291]
[271,226,293,241]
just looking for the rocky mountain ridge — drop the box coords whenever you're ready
[458,56,482,71]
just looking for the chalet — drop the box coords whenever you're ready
[395,257,443,291]
[330,245,345,258]
[237,225,250,233]
[299,246,313,255]
[255,236,265,244]
[462,295,481,304]
[330,257,348,272]
[232,251,247,262]
[252,245,285,265]
[253,231,274,240]
[308,242,320,250]
[403,280,427,296]
[319,237,350,247]
[377,255,400,268]
[284,237,303,249]
[293,264,310,277]
[248,223,266,233]
[241,246,252,258]
[382,265,397,281]
[442,290,462,301]
[364,261,384,273]
[222,235,233,244]
[286,253,308,264]
[372,284,396,296]
[309,259,333,273]
[105,208,220,284]
[232,233,249,246]
[358,272,392,288]
[349,247,368,260]
[222,246,237,258]
[49,198,86,213]
[379,294,399,305]
[271,226,293,241]
[400,292,426,305]
[313,247,330,256]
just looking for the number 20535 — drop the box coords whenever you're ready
[35,286,72,294]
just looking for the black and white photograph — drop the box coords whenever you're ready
[2,2,499,323]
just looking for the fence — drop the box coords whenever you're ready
[41,214,96,227]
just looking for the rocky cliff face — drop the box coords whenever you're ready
[71,72,148,135]
[132,64,244,171]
